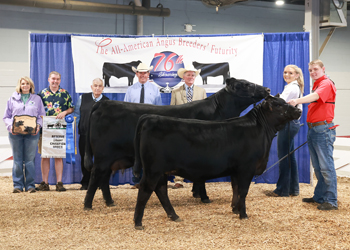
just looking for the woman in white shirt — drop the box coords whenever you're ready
[268,65,304,197]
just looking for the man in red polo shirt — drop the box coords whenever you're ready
[289,59,337,211]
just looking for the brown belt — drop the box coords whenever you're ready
[307,121,332,129]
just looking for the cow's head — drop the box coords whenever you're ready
[225,77,270,102]
[262,94,302,131]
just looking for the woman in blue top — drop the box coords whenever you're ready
[3,76,45,193]
[267,65,304,197]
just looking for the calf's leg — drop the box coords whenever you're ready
[191,182,200,198]
[100,169,114,207]
[84,166,99,210]
[154,174,180,222]
[231,177,239,214]
[198,183,211,203]
[237,175,254,219]
[192,182,211,203]
[134,175,161,230]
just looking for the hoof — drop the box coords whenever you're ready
[84,207,92,211]
[232,208,239,214]
[239,216,248,220]
[174,218,182,222]
[201,199,212,204]
[192,193,200,198]
[106,202,116,207]
[168,215,181,222]
[135,225,144,230]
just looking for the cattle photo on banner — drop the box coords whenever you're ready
[41,116,68,158]
[71,35,264,93]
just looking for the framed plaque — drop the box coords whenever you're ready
[12,115,37,135]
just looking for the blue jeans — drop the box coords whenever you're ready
[274,120,301,196]
[307,122,337,207]
[8,132,40,191]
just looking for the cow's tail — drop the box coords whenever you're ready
[84,102,102,172]
[133,114,149,179]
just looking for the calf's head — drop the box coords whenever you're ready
[262,94,302,131]
[225,78,270,102]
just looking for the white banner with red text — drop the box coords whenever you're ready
[71,34,264,93]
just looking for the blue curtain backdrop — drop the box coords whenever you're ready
[30,32,310,186]
[254,32,310,184]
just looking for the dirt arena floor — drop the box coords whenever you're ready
[0,176,349,250]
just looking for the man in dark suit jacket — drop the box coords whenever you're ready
[75,78,109,190]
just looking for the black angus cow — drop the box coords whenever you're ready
[102,60,141,87]
[133,95,301,230]
[83,78,270,210]
[192,61,230,85]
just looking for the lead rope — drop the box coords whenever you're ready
[257,139,307,179]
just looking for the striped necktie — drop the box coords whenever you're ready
[187,86,193,103]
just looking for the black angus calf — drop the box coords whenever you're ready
[83,78,270,210]
[102,60,141,87]
[192,61,230,85]
[133,95,301,229]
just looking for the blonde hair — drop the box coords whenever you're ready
[48,71,61,78]
[284,64,305,94]
[15,76,35,94]
[309,59,324,68]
